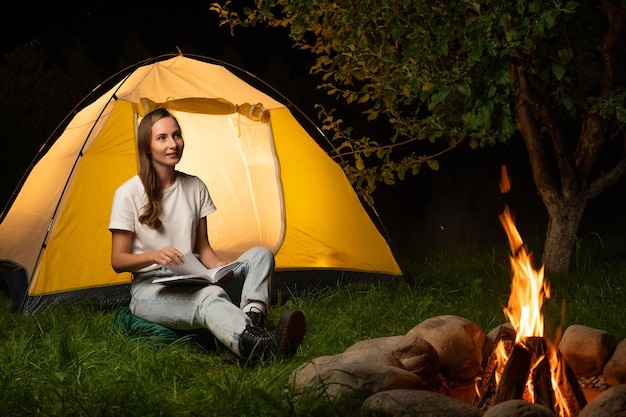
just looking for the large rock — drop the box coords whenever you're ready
[288,314,626,416]
[483,400,555,417]
[345,333,440,381]
[289,334,441,408]
[289,352,428,404]
[578,384,626,417]
[361,389,484,417]
[558,324,618,377]
[406,315,485,384]
[604,339,626,386]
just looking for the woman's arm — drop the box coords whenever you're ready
[194,217,227,269]
[110,229,183,273]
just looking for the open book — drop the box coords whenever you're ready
[152,253,240,285]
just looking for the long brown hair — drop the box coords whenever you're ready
[136,108,181,229]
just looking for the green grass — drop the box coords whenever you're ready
[1,240,625,416]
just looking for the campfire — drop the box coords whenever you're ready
[473,166,587,416]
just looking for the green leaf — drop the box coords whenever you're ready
[431,87,450,104]
[458,82,471,97]
[561,96,575,112]
[366,110,379,121]
[426,159,440,171]
[528,0,542,13]
[552,61,566,80]
[501,115,516,137]
[540,10,558,31]
[356,156,365,171]
[469,45,482,63]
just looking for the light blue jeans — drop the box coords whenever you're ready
[129,246,274,356]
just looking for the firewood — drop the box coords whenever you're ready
[474,326,515,409]
[494,343,531,403]
[527,337,554,410]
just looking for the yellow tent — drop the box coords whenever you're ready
[0,54,402,314]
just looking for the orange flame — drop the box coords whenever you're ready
[549,344,575,417]
[497,166,574,417]
[494,339,510,386]
[499,165,511,194]
[499,205,549,344]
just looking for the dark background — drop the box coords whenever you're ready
[2,1,624,257]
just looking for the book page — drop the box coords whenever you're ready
[158,254,240,285]
[167,253,211,276]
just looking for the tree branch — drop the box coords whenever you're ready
[575,115,607,188]
[533,96,578,199]
[588,132,626,200]
[575,1,626,188]
[509,59,559,206]
[600,0,626,92]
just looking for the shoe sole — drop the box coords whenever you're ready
[275,309,306,356]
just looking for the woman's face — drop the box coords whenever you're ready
[149,116,184,169]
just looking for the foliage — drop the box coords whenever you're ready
[211,0,626,275]
[211,0,625,203]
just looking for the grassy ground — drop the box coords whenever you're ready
[1,237,624,416]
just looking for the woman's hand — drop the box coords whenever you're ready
[111,230,184,272]
[152,246,184,266]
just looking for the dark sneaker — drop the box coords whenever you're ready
[245,306,266,328]
[274,309,306,356]
[239,324,276,360]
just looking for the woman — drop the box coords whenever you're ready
[109,108,305,361]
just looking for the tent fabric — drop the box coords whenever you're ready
[0,54,402,314]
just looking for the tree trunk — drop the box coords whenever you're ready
[508,3,626,275]
[541,198,587,275]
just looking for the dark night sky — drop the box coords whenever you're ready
[2,2,625,253]
[1,1,322,203]
[3,1,315,83]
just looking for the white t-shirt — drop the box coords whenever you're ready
[109,172,216,274]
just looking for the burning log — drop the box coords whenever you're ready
[474,326,515,410]
[556,347,588,414]
[483,167,588,416]
[494,340,533,404]
[528,337,556,409]
[475,332,587,416]
[495,337,557,409]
